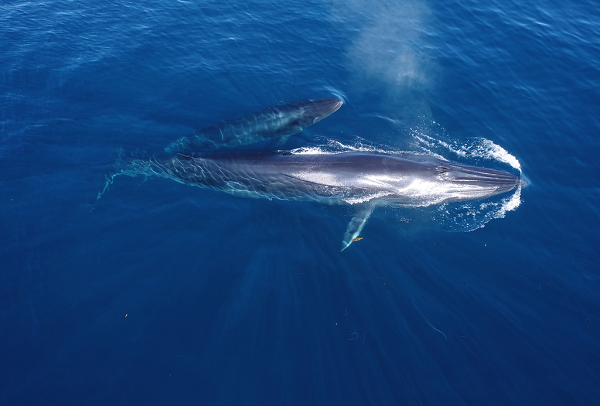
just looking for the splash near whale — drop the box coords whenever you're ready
[100,98,525,250]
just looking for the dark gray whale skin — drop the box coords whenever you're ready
[114,150,523,250]
[165,99,343,153]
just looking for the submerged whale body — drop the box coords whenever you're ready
[110,150,524,250]
[165,98,343,153]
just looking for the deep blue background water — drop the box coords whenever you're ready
[2,0,599,405]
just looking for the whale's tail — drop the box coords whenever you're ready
[96,148,152,201]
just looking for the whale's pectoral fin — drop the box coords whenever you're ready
[341,204,375,252]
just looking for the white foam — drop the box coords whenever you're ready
[407,129,525,231]
[290,138,398,155]
[290,146,333,155]
[496,183,522,217]
[411,131,523,174]
[480,139,522,172]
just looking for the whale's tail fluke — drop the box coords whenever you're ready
[96,148,153,201]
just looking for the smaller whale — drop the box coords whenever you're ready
[165,98,343,153]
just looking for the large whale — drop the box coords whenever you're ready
[165,98,343,153]
[108,150,524,250]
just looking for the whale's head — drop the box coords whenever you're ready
[292,98,344,125]
[431,161,523,202]
[343,154,523,205]
[280,153,522,206]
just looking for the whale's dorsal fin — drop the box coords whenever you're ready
[341,204,376,251]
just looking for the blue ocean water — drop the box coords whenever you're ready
[1,0,599,404]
